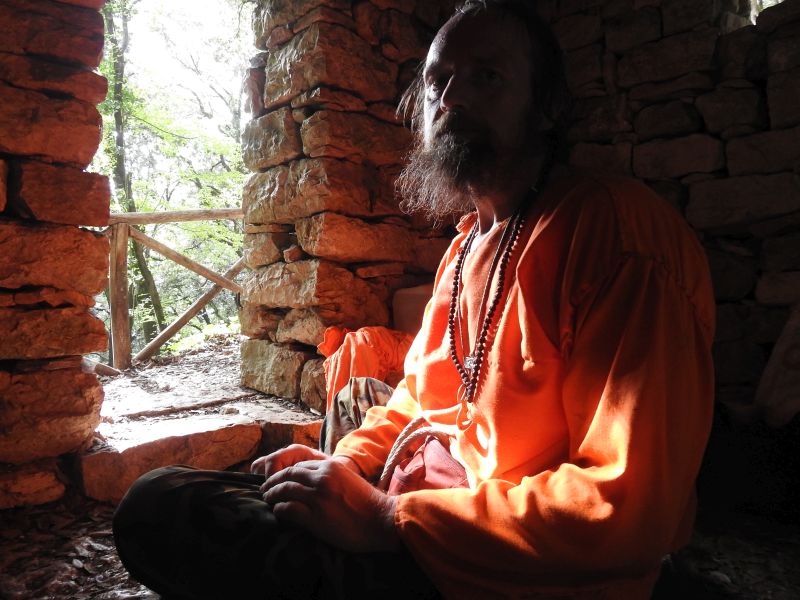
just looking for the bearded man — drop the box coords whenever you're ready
[113,1,716,598]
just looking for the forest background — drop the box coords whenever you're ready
[93,0,254,361]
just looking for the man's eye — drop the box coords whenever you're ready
[477,69,501,84]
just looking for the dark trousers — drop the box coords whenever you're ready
[113,379,441,599]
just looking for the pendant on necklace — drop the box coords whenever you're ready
[464,354,477,371]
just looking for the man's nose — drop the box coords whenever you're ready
[439,75,470,113]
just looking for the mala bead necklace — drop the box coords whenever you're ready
[447,205,526,425]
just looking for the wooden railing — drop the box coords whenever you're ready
[107,207,244,370]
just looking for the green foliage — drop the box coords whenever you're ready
[93,0,254,358]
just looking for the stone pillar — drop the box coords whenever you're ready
[241,0,454,410]
[0,0,110,508]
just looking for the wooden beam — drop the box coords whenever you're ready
[127,226,242,293]
[109,223,132,370]
[109,208,243,225]
[134,258,247,363]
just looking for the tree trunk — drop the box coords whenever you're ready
[103,1,166,343]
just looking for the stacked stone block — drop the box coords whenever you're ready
[548,0,800,425]
[0,0,109,507]
[240,0,454,411]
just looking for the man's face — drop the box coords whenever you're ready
[421,11,534,161]
[396,10,536,221]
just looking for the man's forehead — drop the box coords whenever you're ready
[425,11,530,69]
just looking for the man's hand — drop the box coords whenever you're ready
[260,457,399,553]
[250,445,363,478]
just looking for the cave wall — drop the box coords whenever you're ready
[0,0,110,508]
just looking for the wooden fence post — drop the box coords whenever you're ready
[109,223,132,370]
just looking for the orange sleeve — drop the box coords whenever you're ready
[394,253,715,596]
[331,304,431,480]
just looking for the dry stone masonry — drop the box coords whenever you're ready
[240,0,455,409]
[551,0,800,426]
[242,0,800,427]
[0,0,109,508]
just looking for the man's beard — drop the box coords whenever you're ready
[396,115,528,223]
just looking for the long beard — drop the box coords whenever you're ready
[397,129,502,223]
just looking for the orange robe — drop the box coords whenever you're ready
[334,171,716,599]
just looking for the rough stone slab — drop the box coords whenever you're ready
[240,339,315,398]
[687,173,800,230]
[757,0,800,34]
[618,30,719,88]
[276,308,328,346]
[263,23,397,109]
[283,244,308,262]
[768,35,800,73]
[0,83,101,168]
[727,125,800,176]
[0,220,108,294]
[756,271,800,306]
[569,142,632,176]
[767,68,800,129]
[300,358,326,414]
[661,0,721,36]
[239,302,282,340]
[755,304,800,427]
[259,418,322,454]
[301,110,412,166]
[564,44,603,96]
[0,51,107,105]
[0,0,104,68]
[353,0,382,45]
[557,0,605,17]
[567,94,632,143]
[634,100,702,141]
[252,0,350,49]
[633,134,723,180]
[713,339,766,385]
[242,159,399,225]
[0,306,107,359]
[292,6,355,35]
[695,88,766,134]
[629,72,715,102]
[748,209,800,239]
[242,259,389,325]
[290,86,367,112]
[0,286,95,308]
[296,212,414,263]
[0,364,102,464]
[242,108,302,171]
[552,13,602,51]
[762,233,800,272]
[0,159,7,212]
[243,231,291,269]
[378,8,431,63]
[81,415,263,502]
[244,223,294,234]
[605,7,661,54]
[717,25,767,81]
[8,160,110,226]
[706,248,757,301]
[355,262,406,279]
[0,460,65,509]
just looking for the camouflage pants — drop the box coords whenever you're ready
[113,378,440,600]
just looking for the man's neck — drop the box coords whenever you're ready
[470,152,547,235]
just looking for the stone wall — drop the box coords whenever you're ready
[0,0,109,508]
[240,0,455,411]
[547,0,800,430]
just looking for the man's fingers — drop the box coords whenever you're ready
[250,444,328,477]
[262,480,316,506]
[261,463,324,494]
[271,500,314,527]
